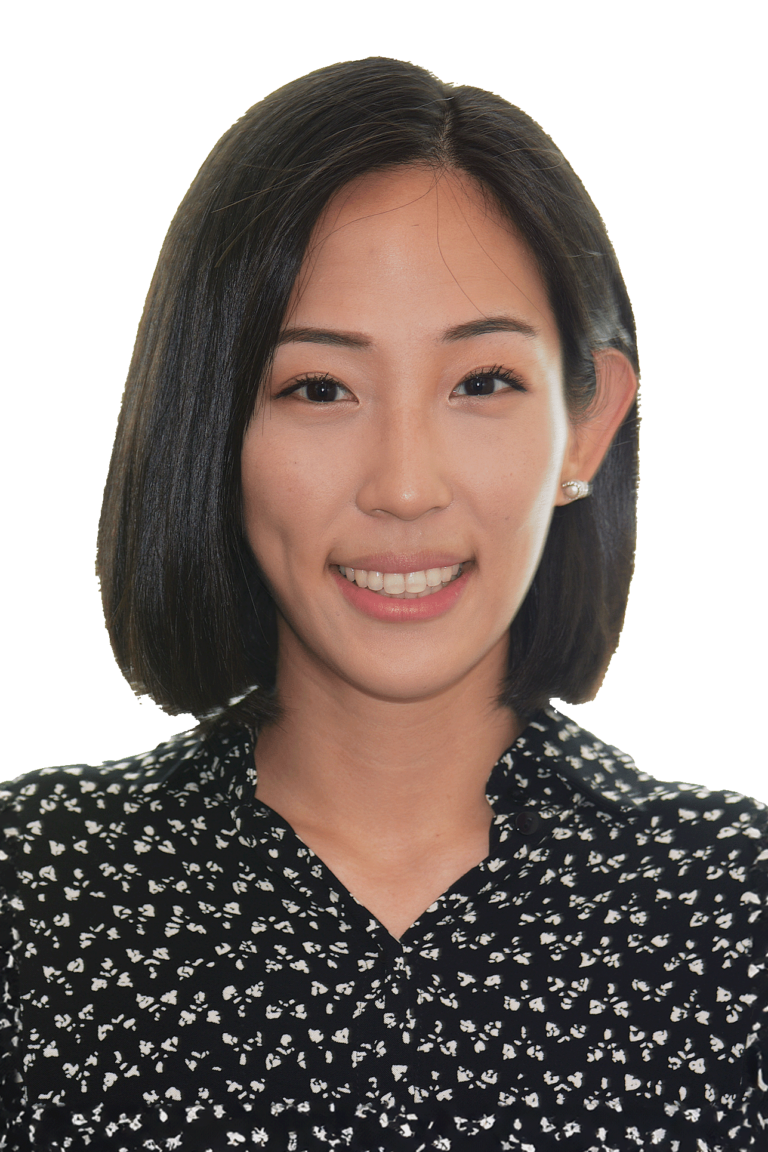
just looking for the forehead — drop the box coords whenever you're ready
[319,163,491,218]
[287,166,558,346]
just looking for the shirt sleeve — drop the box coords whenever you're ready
[747,828,768,1136]
[0,795,25,1149]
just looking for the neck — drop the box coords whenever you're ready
[253,625,521,862]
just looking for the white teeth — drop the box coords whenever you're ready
[383,572,406,595]
[338,564,464,598]
[405,571,427,593]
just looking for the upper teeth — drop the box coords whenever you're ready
[338,564,461,595]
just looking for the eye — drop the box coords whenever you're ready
[277,366,524,403]
[452,366,527,397]
[279,374,352,403]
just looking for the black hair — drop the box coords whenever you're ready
[97,57,639,729]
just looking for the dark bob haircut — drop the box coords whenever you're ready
[97,57,639,729]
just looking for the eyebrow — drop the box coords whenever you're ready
[276,314,538,349]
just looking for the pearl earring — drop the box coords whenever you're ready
[561,479,592,501]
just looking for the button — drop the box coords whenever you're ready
[514,810,540,836]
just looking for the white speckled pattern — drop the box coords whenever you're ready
[0,707,766,1149]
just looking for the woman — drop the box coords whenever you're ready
[1,57,765,1150]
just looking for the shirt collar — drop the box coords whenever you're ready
[193,706,649,941]
[487,705,651,818]
[209,703,648,824]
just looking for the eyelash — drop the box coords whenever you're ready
[277,365,527,403]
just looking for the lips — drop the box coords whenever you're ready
[337,552,466,573]
[332,561,470,622]
[338,563,462,598]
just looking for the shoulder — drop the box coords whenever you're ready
[0,728,203,801]
[0,725,254,859]
[0,719,254,951]
[528,706,768,856]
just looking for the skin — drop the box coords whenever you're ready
[241,166,637,939]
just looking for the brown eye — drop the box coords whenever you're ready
[301,379,344,402]
[282,375,352,403]
[460,374,499,396]
[453,367,527,397]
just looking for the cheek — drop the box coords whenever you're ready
[241,431,343,574]
[457,401,568,541]
[242,432,290,570]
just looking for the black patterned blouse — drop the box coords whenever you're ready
[1,708,766,1151]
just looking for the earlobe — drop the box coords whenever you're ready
[556,349,638,506]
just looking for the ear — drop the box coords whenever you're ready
[556,349,638,506]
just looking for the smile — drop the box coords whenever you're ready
[337,564,462,598]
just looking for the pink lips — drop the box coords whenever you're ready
[338,552,465,573]
[332,564,470,622]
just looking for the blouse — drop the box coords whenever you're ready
[0,706,766,1151]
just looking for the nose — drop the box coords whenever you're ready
[355,402,453,521]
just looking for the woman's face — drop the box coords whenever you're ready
[241,166,573,704]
